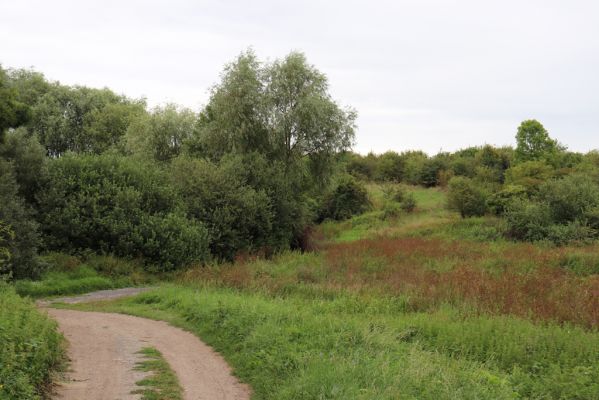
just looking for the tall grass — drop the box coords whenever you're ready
[74,286,599,399]
[0,284,64,399]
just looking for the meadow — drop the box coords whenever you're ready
[65,186,599,399]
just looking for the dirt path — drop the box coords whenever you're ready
[44,290,251,400]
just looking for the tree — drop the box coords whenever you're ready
[195,50,356,185]
[0,220,14,278]
[30,84,144,156]
[0,160,41,279]
[266,52,356,179]
[0,66,28,141]
[0,128,47,205]
[126,104,195,162]
[193,50,268,160]
[515,120,561,163]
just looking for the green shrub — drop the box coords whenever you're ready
[0,284,64,398]
[447,177,488,218]
[487,185,527,215]
[382,202,402,220]
[504,199,552,241]
[38,154,210,270]
[320,177,371,221]
[0,160,42,279]
[539,174,599,224]
[400,193,417,213]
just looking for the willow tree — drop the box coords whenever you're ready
[195,50,356,185]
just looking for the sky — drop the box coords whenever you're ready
[1,0,599,154]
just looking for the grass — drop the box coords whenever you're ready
[69,286,599,399]
[48,184,599,398]
[14,253,149,299]
[0,284,64,399]
[132,347,183,400]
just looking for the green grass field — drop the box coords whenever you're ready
[61,185,599,399]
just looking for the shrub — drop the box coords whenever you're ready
[0,284,64,398]
[487,185,528,215]
[539,174,599,224]
[447,177,488,218]
[38,154,210,270]
[320,176,371,221]
[382,202,402,220]
[504,199,552,242]
[0,160,42,279]
[400,193,417,213]
[170,154,303,261]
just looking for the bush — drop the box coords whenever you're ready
[539,174,599,224]
[170,154,304,261]
[0,160,42,279]
[38,154,210,270]
[320,176,371,221]
[400,193,417,213]
[447,177,488,218]
[487,185,527,215]
[0,284,64,398]
[504,199,552,242]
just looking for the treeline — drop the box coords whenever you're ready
[0,50,356,279]
[343,120,599,244]
[2,51,599,279]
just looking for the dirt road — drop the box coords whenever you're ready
[44,290,250,400]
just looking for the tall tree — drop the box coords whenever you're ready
[194,50,268,159]
[125,104,196,162]
[266,52,356,176]
[194,50,356,184]
[0,66,28,141]
[515,120,561,163]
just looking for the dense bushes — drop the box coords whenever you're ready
[447,177,488,218]
[37,154,210,271]
[0,284,64,399]
[0,160,42,279]
[319,177,370,221]
[505,175,599,244]
[171,154,307,260]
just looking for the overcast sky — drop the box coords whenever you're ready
[1,0,599,154]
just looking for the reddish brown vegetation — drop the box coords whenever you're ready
[181,236,599,329]
[325,238,599,328]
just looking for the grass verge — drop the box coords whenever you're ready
[0,284,64,399]
[132,347,183,400]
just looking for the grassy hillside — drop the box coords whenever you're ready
[66,185,599,399]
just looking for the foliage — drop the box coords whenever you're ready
[514,119,561,163]
[0,221,14,278]
[0,66,29,139]
[320,176,371,220]
[0,284,64,399]
[400,192,417,213]
[125,104,196,162]
[171,154,308,260]
[0,160,41,279]
[196,50,356,186]
[487,184,527,215]
[37,154,210,270]
[0,128,47,205]
[28,83,145,156]
[504,160,553,193]
[447,176,488,218]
